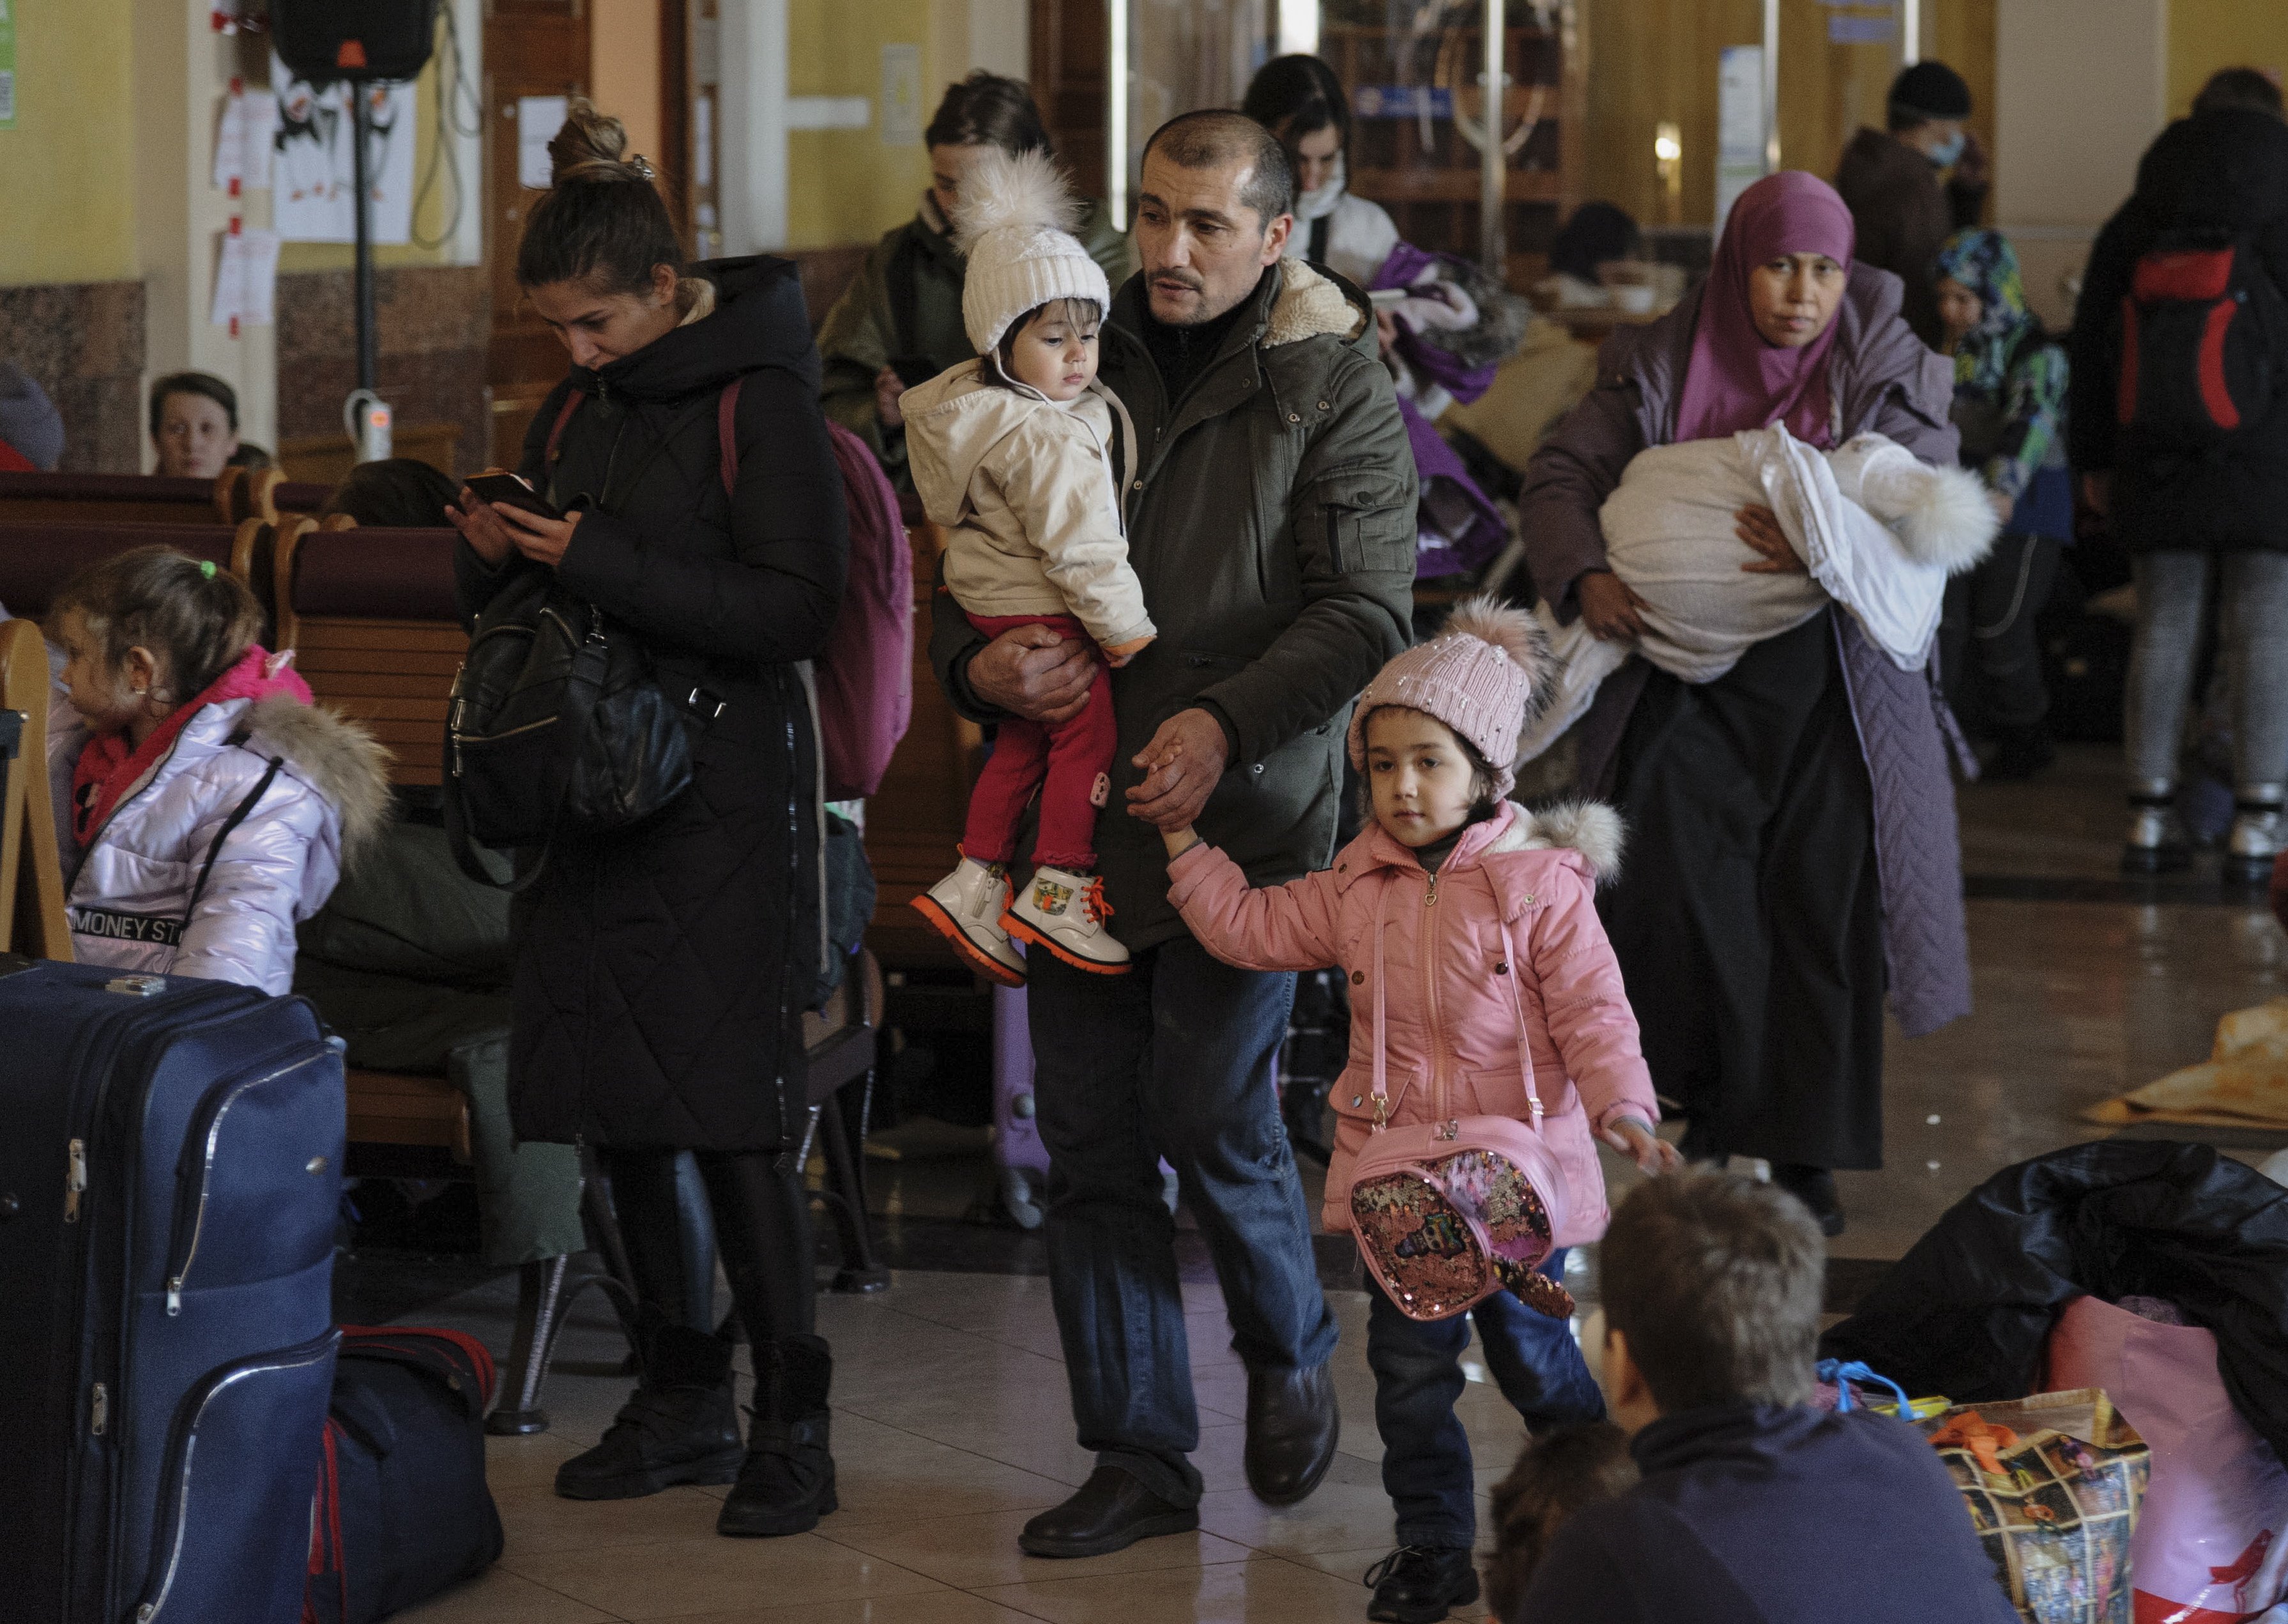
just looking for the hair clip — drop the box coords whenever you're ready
[198,559,217,579]
[630,154,656,181]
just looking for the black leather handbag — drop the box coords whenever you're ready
[442,391,722,885]
[445,570,692,865]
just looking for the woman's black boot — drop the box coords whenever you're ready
[554,1314,744,1500]
[718,1333,839,1537]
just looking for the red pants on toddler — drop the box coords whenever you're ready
[961,612,1115,871]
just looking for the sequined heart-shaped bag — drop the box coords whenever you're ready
[1348,1118,1575,1322]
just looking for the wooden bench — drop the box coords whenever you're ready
[278,422,462,489]
[0,618,70,959]
[0,470,240,527]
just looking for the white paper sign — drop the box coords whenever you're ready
[213,89,278,190]
[694,94,713,188]
[1716,46,1766,236]
[519,95,568,189]
[210,228,282,328]
[271,59,416,244]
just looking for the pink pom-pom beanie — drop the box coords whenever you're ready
[1345,596,1551,799]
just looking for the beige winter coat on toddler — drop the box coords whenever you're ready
[904,363,1156,650]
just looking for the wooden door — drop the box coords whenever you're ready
[484,1,590,468]
[1031,0,1110,202]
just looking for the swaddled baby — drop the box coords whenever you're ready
[1518,425,1996,763]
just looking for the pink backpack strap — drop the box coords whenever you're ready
[717,377,744,497]
[544,389,586,466]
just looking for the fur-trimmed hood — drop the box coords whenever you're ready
[1341,796,1627,890]
[240,692,393,864]
[1264,258,1370,349]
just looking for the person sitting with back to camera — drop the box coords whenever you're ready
[1507,1168,2019,1623]
[906,148,1155,980]
[1161,597,1679,1624]
[45,545,388,993]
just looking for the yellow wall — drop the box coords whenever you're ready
[784,0,937,249]
[2168,0,2288,119]
[0,0,138,285]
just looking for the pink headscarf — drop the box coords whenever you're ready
[1674,171,1857,447]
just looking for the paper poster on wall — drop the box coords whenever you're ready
[518,95,568,190]
[1716,45,1766,236]
[0,0,17,130]
[214,88,280,191]
[880,44,923,146]
[270,57,416,244]
[211,228,283,329]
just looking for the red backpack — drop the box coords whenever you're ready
[545,383,912,799]
[2116,231,2288,450]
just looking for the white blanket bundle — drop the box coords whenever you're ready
[1518,426,1997,764]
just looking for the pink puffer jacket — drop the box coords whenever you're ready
[1168,798,1656,1246]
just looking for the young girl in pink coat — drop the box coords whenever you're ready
[1160,597,1678,1624]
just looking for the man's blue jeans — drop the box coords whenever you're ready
[1366,1255,1605,1547]
[1029,936,1341,1506]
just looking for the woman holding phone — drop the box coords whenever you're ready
[446,100,848,1539]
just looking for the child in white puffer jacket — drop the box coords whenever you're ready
[47,545,389,993]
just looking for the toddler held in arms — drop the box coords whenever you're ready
[46,546,387,993]
[906,148,1152,980]
[1159,598,1679,1624]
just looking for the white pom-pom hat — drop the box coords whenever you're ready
[952,148,1113,361]
[1346,596,1552,800]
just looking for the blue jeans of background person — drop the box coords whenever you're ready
[1029,936,1340,1506]
[1366,1256,1605,1548]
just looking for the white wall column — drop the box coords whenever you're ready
[132,3,276,465]
[719,0,791,253]
[1994,0,2168,328]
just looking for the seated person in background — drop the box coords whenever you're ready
[150,370,271,479]
[0,361,65,471]
[320,456,461,527]
[1482,1422,1638,1622]
[1509,1169,2020,1624]
[45,545,388,994]
[1537,202,1645,308]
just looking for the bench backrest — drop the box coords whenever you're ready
[0,522,239,621]
[275,525,462,787]
[0,471,237,527]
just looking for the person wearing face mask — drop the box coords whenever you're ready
[1833,61,1990,349]
[815,72,1134,494]
[1520,172,1969,1240]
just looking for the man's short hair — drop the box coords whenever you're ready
[1599,1169,1826,1413]
[2195,66,2285,119]
[1141,109,1293,229]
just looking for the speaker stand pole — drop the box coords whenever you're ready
[346,81,391,464]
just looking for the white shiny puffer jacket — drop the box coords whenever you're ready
[52,691,390,994]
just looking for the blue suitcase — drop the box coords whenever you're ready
[0,956,344,1624]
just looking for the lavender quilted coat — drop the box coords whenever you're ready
[1519,266,1972,1036]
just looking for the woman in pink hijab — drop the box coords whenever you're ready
[1518,172,1964,1236]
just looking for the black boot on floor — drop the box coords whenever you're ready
[1771,1163,1846,1238]
[556,1316,743,1500]
[1365,1545,1480,1624]
[719,1333,839,1537]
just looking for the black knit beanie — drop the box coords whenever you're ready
[1889,61,1972,121]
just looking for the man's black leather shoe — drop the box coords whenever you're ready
[1017,1463,1199,1558]
[1244,1360,1339,1505]
[1365,1545,1480,1624]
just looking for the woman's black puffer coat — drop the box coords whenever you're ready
[455,255,848,1153]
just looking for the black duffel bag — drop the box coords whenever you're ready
[306,1327,505,1624]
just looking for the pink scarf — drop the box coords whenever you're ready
[1674,172,1857,448]
[73,646,312,845]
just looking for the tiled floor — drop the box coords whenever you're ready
[392,744,2288,1622]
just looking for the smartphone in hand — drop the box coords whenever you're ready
[462,470,562,522]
